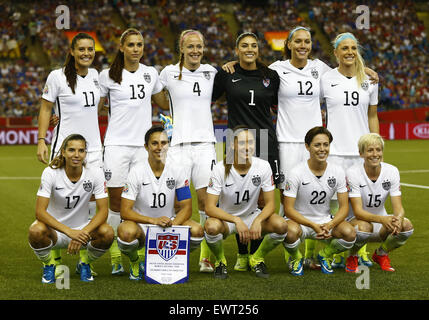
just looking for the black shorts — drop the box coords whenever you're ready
[255,135,284,188]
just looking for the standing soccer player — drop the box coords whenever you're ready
[321,32,379,268]
[158,30,218,273]
[117,126,203,280]
[99,28,167,275]
[36,32,104,275]
[345,133,413,273]
[205,127,288,279]
[212,32,284,272]
[283,126,356,276]
[29,134,113,283]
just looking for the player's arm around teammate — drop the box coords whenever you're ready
[29,134,114,283]
[345,133,413,273]
[205,127,287,279]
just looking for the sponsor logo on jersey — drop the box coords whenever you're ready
[361,81,369,91]
[104,169,112,181]
[327,176,336,188]
[156,233,180,261]
[382,180,391,191]
[252,175,261,186]
[166,178,176,190]
[83,180,93,192]
[262,78,270,87]
[144,73,151,83]
[203,71,210,80]
[311,68,319,79]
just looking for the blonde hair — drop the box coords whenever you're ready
[177,29,204,80]
[333,32,366,87]
[358,133,384,155]
[49,134,87,169]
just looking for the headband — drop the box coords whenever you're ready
[236,32,258,47]
[287,26,310,41]
[334,33,358,49]
[180,31,203,47]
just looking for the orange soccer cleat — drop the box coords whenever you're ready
[372,251,395,272]
[345,255,359,273]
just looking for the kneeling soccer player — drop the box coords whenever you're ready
[283,126,356,275]
[118,125,204,281]
[28,134,114,283]
[345,133,413,273]
[204,126,288,279]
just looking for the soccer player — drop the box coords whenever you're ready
[205,127,288,279]
[36,32,104,275]
[212,32,284,272]
[283,126,356,276]
[345,133,413,273]
[158,29,218,273]
[321,32,379,268]
[98,28,167,275]
[29,134,113,283]
[117,126,204,281]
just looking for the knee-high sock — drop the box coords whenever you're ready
[204,232,226,265]
[83,241,108,264]
[235,233,249,254]
[282,238,302,261]
[29,240,54,265]
[304,239,317,258]
[350,230,372,255]
[381,229,414,253]
[199,210,211,260]
[320,238,356,257]
[107,209,122,262]
[117,237,140,262]
[190,236,204,252]
[252,232,287,262]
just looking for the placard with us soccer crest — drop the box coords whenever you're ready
[144,225,190,284]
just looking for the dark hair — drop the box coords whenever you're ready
[224,125,253,178]
[109,28,143,84]
[49,134,87,169]
[64,33,95,94]
[304,126,333,146]
[144,125,166,146]
[235,32,270,79]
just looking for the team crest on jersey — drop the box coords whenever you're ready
[361,81,369,91]
[203,71,211,80]
[156,233,179,261]
[104,169,112,181]
[262,78,270,87]
[252,175,261,187]
[93,79,100,89]
[83,180,93,192]
[311,68,319,79]
[143,73,151,83]
[382,180,391,191]
[166,178,176,190]
[327,176,336,188]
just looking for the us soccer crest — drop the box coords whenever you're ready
[361,81,369,91]
[252,175,261,186]
[144,73,151,83]
[93,79,100,89]
[262,78,270,87]
[203,71,210,80]
[382,180,391,191]
[83,180,93,192]
[156,233,180,261]
[327,176,336,188]
[104,169,112,181]
[166,178,176,190]
[311,68,319,79]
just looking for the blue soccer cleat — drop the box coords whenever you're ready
[290,258,304,276]
[42,264,56,284]
[358,252,373,267]
[111,263,125,276]
[317,254,334,274]
[331,255,346,269]
[129,261,143,281]
[78,262,94,282]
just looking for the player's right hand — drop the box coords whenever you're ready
[37,141,49,164]
[154,216,172,228]
[235,218,250,244]
[221,61,238,74]
[381,216,398,233]
[67,229,91,246]
[67,239,83,255]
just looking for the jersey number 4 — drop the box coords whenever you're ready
[234,190,250,205]
[193,82,201,96]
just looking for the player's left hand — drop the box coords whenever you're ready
[67,239,83,255]
[249,221,262,240]
[221,61,238,74]
[366,68,379,84]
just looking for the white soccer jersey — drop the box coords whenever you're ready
[346,162,401,219]
[99,64,163,146]
[321,68,378,156]
[42,68,102,155]
[270,59,331,143]
[159,64,217,146]
[37,166,108,229]
[207,157,275,218]
[284,161,347,223]
[121,160,190,219]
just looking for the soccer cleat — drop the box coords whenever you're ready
[303,257,321,270]
[317,254,334,274]
[372,252,395,272]
[42,264,56,284]
[331,255,346,269]
[199,258,214,273]
[290,258,304,276]
[234,254,249,272]
[139,261,145,275]
[345,256,359,273]
[214,262,228,279]
[111,263,125,276]
[79,262,94,282]
[129,261,143,281]
[76,262,98,277]
[358,251,373,267]
[252,261,269,279]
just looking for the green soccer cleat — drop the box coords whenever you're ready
[233,254,249,272]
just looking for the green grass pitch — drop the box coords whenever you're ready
[0,140,428,300]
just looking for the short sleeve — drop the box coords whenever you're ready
[369,83,379,105]
[151,68,164,94]
[159,67,168,89]
[37,168,54,198]
[121,167,140,201]
[206,164,223,196]
[283,168,300,198]
[346,167,362,198]
[389,166,402,197]
[92,168,108,199]
[98,69,110,97]
[42,71,60,102]
[336,166,348,194]
[261,161,275,192]
[318,59,332,76]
